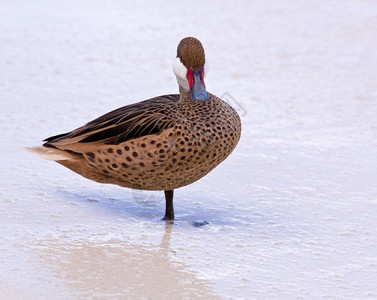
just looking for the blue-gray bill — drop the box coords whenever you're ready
[190,70,209,101]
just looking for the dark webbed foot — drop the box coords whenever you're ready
[163,190,174,220]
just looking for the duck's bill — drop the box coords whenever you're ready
[190,69,209,101]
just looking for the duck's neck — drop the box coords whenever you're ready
[178,86,191,101]
[178,85,213,106]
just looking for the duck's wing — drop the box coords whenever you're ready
[44,94,179,148]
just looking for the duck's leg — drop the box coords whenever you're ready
[163,190,174,220]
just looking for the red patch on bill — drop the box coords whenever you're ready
[186,67,194,89]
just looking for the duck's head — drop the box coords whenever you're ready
[173,37,209,101]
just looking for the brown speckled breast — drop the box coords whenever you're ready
[78,92,241,191]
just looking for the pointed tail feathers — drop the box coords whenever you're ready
[25,146,79,161]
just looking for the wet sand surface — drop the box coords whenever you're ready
[1,0,377,298]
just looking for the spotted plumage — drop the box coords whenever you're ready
[27,37,242,220]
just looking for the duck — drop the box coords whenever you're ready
[27,37,242,220]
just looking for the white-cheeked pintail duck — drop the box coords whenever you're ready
[28,37,241,220]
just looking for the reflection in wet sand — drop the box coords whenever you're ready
[33,223,220,299]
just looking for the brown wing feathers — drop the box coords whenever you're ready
[43,94,179,147]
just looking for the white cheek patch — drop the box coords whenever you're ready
[173,56,209,90]
[173,57,189,91]
[203,57,209,78]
